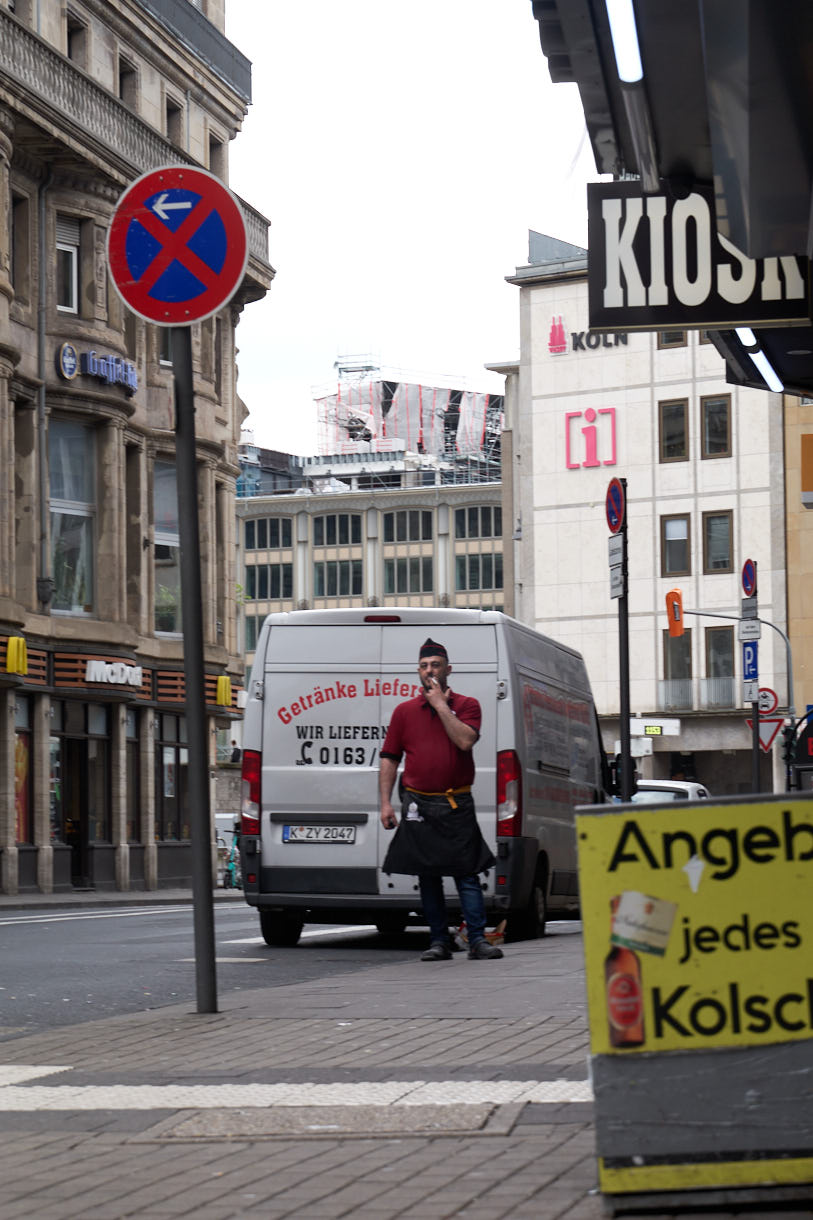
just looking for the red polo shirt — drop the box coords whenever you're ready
[380,689,481,791]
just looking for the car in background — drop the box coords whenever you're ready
[630,779,712,803]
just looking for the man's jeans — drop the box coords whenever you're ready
[419,873,487,946]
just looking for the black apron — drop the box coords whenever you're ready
[382,790,495,879]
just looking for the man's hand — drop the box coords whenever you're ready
[423,675,450,711]
[380,803,398,830]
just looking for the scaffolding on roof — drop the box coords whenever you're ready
[314,361,504,479]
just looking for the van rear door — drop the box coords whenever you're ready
[260,623,385,899]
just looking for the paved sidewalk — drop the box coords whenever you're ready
[0,898,808,1219]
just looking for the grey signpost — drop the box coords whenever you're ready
[606,478,632,800]
[108,166,248,1014]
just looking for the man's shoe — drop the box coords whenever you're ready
[421,942,453,961]
[467,939,504,960]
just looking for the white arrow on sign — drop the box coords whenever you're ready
[152,193,193,220]
[745,716,784,753]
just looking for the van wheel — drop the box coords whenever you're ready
[259,911,304,947]
[375,915,408,937]
[508,880,548,941]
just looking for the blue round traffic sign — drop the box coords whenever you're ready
[742,558,757,598]
[107,165,248,325]
[606,477,625,534]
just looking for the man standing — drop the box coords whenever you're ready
[379,638,502,962]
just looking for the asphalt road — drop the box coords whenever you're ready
[0,902,427,1036]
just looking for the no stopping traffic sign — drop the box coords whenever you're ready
[107,165,248,325]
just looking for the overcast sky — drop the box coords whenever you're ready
[224,1,601,455]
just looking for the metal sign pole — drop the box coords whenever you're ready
[617,480,633,801]
[751,700,761,793]
[173,325,217,1014]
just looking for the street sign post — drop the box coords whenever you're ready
[108,166,248,1017]
[606,478,632,799]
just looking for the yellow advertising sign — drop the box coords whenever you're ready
[577,797,813,1055]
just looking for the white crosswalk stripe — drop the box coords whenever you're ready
[0,1065,593,1111]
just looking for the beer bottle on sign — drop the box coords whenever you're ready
[604,897,644,1047]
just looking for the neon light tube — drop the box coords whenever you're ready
[606,0,644,83]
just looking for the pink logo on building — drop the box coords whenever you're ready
[565,408,617,468]
[548,315,567,354]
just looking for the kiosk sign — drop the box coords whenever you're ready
[107,165,248,325]
[578,798,813,1055]
[577,797,813,1197]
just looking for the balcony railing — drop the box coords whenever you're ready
[658,677,738,712]
[699,676,737,710]
[658,679,694,712]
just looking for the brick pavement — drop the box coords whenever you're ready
[0,895,809,1218]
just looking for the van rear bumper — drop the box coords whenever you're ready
[243,891,511,916]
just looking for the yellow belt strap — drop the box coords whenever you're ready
[405,785,471,810]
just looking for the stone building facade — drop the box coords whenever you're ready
[0,0,272,893]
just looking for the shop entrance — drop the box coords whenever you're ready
[63,738,90,885]
[50,701,110,888]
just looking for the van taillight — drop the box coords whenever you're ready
[241,749,261,835]
[496,749,521,836]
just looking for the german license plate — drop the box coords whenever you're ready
[282,824,356,844]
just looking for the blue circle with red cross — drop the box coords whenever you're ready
[606,478,625,534]
[107,165,247,325]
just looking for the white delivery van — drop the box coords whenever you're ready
[239,608,610,945]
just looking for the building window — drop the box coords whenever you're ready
[165,94,183,146]
[700,395,731,458]
[158,327,172,365]
[209,134,226,178]
[244,518,292,549]
[383,510,433,542]
[50,419,95,613]
[314,514,362,546]
[118,54,138,108]
[703,510,733,572]
[455,505,502,539]
[455,553,503,592]
[660,514,690,577]
[245,562,292,600]
[245,614,258,653]
[662,630,693,710]
[705,626,735,709]
[659,399,688,462]
[658,330,686,349]
[66,11,88,67]
[154,461,182,632]
[154,714,189,842]
[56,215,80,313]
[383,557,433,595]
[314,559,363,597]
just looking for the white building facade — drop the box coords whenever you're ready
[502,236,788,795]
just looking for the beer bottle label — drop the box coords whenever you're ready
[606,970,644,1031]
